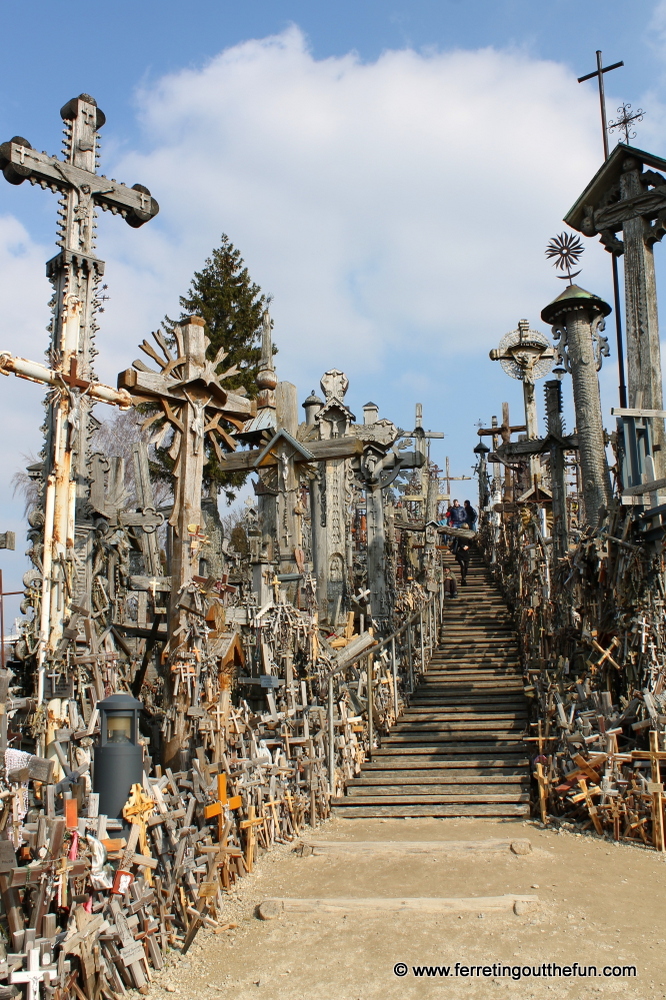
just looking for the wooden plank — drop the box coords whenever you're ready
[296,839,532,856]
[332,793,529,804]
[259,894,538,914]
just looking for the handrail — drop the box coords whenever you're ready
[326,586,443,792]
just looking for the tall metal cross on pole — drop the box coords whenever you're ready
[577,51,627,408]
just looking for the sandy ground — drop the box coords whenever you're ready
[143,816,666,1000]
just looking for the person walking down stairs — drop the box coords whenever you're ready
[452,530,471,586]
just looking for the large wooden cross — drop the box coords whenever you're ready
[489,319,555,483]
[0,95,159,699]
[0,351,132,701]
[1,94,158,476]
[118,317,255,641]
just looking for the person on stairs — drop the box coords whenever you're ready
[443,566,458,598]
[452,527,471,586]
[445,498,467,527]
[463,500,477,531]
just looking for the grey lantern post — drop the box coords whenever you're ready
[93,692,144,819]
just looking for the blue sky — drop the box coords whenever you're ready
[1,1,666,618]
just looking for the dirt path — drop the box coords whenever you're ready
[145,816,666,1000]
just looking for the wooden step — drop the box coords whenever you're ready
[333,792,529,805]
[333,556,531,820]
[332,804,530,818]
[348,775,529,787]
[372,746,528,757]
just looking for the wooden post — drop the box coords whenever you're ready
[391,637,398,718]
[366,655,374,762]
[649,730,665,852]
[407,621,414,693]
[327,674,335,795]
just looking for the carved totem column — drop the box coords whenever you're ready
[541,285,612,528]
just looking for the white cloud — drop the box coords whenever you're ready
[99,27,605,390]
[1,27,619,578]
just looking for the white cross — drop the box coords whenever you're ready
[10,947,56,1000]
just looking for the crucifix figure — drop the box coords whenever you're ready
[0,95,159,698]
[489,319,555,484]
[118,318,254,635]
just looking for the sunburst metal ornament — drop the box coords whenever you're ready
[545,232,584,283]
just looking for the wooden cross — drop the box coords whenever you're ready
[589,637,621,672]
[441,456,472,498]
[10,945,57,1000]
[122,783,156,881]
[1,94,159,704]
[632,731,666,852]
[239,804,265,873]
[118,319,253,643]
[573,777,604,835]
[489,321,556,483]
[204,773,242,843]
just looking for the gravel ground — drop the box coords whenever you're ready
[137,815,666,1000]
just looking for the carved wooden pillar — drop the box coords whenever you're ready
[621,159,665,463]
[541,286,612,528]
[544,379,568,557]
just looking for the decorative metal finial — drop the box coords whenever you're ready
[608,103,644,145]
[545,232,584,283]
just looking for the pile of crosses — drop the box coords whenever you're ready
[0,575,435,999]
[0,93,445,998]
[471,135,666,850]
[477,497,666,849]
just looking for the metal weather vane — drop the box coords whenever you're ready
[545,232,584,282]
[608,103,645,145]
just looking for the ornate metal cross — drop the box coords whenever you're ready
[608,103,645,145]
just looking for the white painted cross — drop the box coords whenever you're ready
[10,946,57,1000]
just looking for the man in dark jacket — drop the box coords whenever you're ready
[446,499,467,527]
[464,500,477,531]
[452,529,471,586]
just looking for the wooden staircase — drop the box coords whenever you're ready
[332,550,530,818]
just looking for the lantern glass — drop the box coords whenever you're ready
[106,714,133,744]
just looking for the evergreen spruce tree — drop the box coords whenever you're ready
[158,234,270,502]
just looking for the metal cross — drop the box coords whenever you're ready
[577,51,624,159]
[608,103,645,145]
[577,51,627,408]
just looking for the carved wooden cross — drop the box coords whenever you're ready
[0,350,132,697]
[118,317,254,630]
[0,94,159,703]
